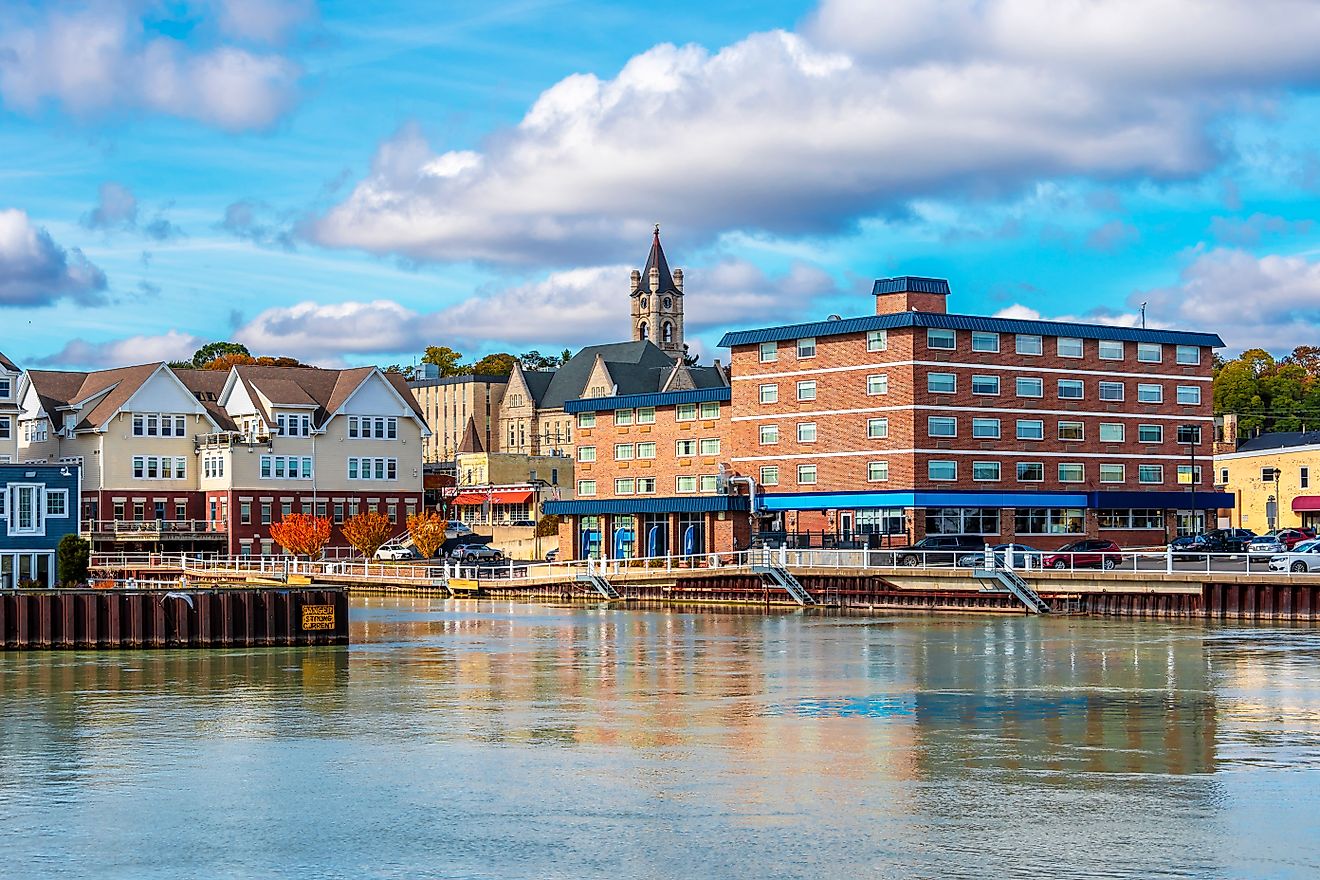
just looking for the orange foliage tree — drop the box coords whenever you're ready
[407,510,449,559]
[269,513,332,558]
[202,353,306,371]
[342,510,394,558]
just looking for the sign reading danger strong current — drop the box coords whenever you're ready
[301,604,336,631]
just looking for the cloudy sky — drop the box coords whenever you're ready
[5,0,1320,369]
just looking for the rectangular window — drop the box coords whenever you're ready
[675,403,696,421]
[759,341,778,363]
[577,446,596,462]
[614,409,634,426]
[1219,468,1229,485]
[1057,421,1084,441]
[1137,343,1162,363]
[1057,379,1084,399]
[45,490,67,517]
[797,337,816,358]
[867,374,889,395]
[1177,385,1202,405]
[971,331,999,352]
[1016,419,1044,440]
[866,330,887,352]
[1098,508,1164,530]
[797,464,817,485]
[1177,465,1203,485]
[1138,464,1164,484]
[1099,464,1126,483]
[578,480,597,496]
[760,466,779,486]
[1176,345,1200,365]
[577,412,596,428]
[925,507,1000,535]
[635,407,656,425]
[0,416,9,439]
[1017,462,1044,482]
[797,422,817,443]
[796,380,817,401]
[1058,463,1085,483]
[759,383,778,404]
[614,479,636,495]
[636,442,658,459]
[927,416,957,438]
[614,444,635,460]
[1099,340,1124,360]
[698,401,720,419]
[675,475,697,493]
[676,438,697,456]
[1057,337,1083,358]
[866,417,889,439]
[971,375,1000,395]
[927,328,956,350]
[261,501,272,524]
[927,372,955,394]
[1016,377,1043,398]
[1138,424,1163,443]
[867,461,889,482]
[1137,383,1163,403]
[1016,334,1043,355]
[1098,422,1124,443]
[636,477,656,494]
[927,460,957,481]
[698,438,720,455]
[1014,508,1085,535]
[972,418,1000,439]
[972,461,1001,481]
[1098,381,1124,401]
[1304,467,1312,490]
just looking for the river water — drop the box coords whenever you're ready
[2,598,1319,879]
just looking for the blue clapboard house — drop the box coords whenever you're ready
[0,463,81,588]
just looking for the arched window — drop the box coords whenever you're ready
[640,297,648,310]
[662,322,674,343]
[663,297,672,310]
[639,321,649,341]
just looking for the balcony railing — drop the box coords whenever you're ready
[84,520,229,541]
[195,431,272,450]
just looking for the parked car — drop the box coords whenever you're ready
[957,543,1042,569]
[446,522,474,536]
[1269,539,1320,572]
[544,548,559,563]
[451,544,503,563]
[374,546,416,561]
[1039,539,1124,570]
[1172,529,1256,559]
[510,519,538,528]
[893,535,986,567]
[1248,534,1287,559]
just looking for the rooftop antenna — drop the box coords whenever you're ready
[1140,302,1147,329]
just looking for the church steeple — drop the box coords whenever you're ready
[630,225,685,358]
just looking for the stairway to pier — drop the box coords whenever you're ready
[973,566,1051,614]
[576,573,621,600]
[753,565,817,606]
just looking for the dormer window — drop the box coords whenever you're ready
[0,377,10,399]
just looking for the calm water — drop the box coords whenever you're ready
[2,600,1320,879]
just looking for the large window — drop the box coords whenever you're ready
[927,328,956,350]
[676,439,697,456]
[1057,337,1083,358]
[347,457,397,480]
[867,330,888,352]
[972,461,1001,481]
[1057,463,1085,483]
[1177,385,1202,405]
[615,443,635,461]
[867,418,889,439]
[1138,424,1163,443]
[578,480,596,496]
[1138,464,1164,483]
[1016,334,1043,355]
[1137,383,1163,403]
[259,455,313,479]
[577,446,596,462]
[1176,345,1200,365]
[698,438,720,455]
[1099,509,1163,529]
[797,380,817,401]
[868,374,889,395]
[132,456,188,480]
[928,416,957,438]
[1098,381,1124,401]
[1057,421,1084,441]
[1099,422,1124,443]
[1099,464,1125,483]
[1017,462,1044,482]
[927,460,957,481]
[1016,419,1044,440]
[971,332,1000,353]
[132,413,188,438]
[699,401,720,419]
[346,416,394,439]
[927,373,955,394]
[759,384,778,404]
[1016,377,1043,398]
[972,375,1000,395]
[577,412,596,428]
[637,407,657,425]
[637,442,658,459]
[1099,340,1124,360]
[1014,508,1085,534]
[1137,343,1162,363]
[615,409,634,426]
[797,422,817,442]
[676,404,696,421]
[675,476,696,493]
[972,418,1000,439]
[1058,379,1084,399]
[925,508,999,535]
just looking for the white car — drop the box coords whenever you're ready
[375,546,416,561]
[1268,539,1320,572]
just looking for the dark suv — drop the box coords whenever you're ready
[893,535,985,567]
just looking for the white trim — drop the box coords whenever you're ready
[732,359,1212,382]
[732,405,1214,422]
[733,448,1203,462]
[1214,442,1320,462]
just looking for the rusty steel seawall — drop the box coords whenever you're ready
[0,588,349,650]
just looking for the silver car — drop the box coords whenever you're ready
[1268,539,1320,573]
[1248,535,1286,559]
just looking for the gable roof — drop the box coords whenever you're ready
[171,368,237,431]
[225,364,425,428]
[0,351,18,373]
[536,340,677,409]
[25,363,166,430]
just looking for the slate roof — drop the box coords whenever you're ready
[640,226,679,295]
[1235,431,1320,453]
[533,340,677,409]
[172,368,237,431]
[228,365,424,428]
[456,416,484,454]
[25,363,164,430]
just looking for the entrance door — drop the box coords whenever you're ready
[839,512,854,542]
[155,501,166,522]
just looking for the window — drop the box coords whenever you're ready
[636,478,656,494]
[758,425,779,445]
[928,416,957,438]
[0,377,8,399]
[699,401,720,419]
[614,409,634,426]
[1099,423,1124,443]
[760,466,779,486]
[1099,464,1126,483]
[1057,421,1084,441]
[1261,467,1279,483]
[759,341,778,363]
[1177,465,1203,485]
[347,457,397,480]
[1016,377,1043,398]
[9,485,38,534]
[1218,468,1229,485]
[1017,462,1044,482]
[972,418,1000,439]
[759,383,778,404]
[615,479,636,495]
[698,438,720,455]
[676,438,697,456]
[1137,384,1163,403]
[1176,345,1200,365]
[868,374,889,395]
[260,501,272,525]
[578,446,596,463]
[577,480,597,496]
[927,373,955,394]
[614,443,635,460]
[925,508,999,535]
[1138,424,1163,443]
[1177,385,1202,405]
[867,461,889,482]
[1176,425,1201,445]
[1057,337,1083,358]
[45,490,67,517]
[700,475,720,494]
[797,422,817,443]
[1304,467,1311,490]
[1014,508,1085,534]
[577,412,596,428]
[797,464,817,485]
[0,416,9,440]
[1058,463,1085,483]
[1016,334,1042,355]
[1137,343,1162,363]
[636,407,656,425]
[1099,340,1124,360]
[1016,419,1044,440]
[927,328,956,350]
[927,460,957,481]
[676,476,696,493]
[636,442,658,459]
[676,403,696,421]
[867,330,887,352]
[797,337,816,358]
[971,375,1000,395]
[971,331,999,353]
[797,380,817,401]
[972,461,1001,481]
[1098,508,1164,529]
[1138,464,1164,484]
[1057,379,1084,399]
[131,456,187,480]
[866,417,889,439]
[1098,381,1124,401]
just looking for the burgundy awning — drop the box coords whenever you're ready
[1292,496,1320,512]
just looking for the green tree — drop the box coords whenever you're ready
[191,341,251,367]
[57,534,90,586]
[472,352,518,375]
[422,345,468,376]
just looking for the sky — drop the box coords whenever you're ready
[5,0,1320,371]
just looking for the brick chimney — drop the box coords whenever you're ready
[873,276,950,315]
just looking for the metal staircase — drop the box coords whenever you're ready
[576,573,621,600]
[973,564,1051,614]
[754,565,817,606]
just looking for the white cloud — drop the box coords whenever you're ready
[214,0,315,45]
[311,0,1320,265]
[0,208,108,307]
[993,303,1152,329]
[234,300,422,364]
[82,181,183,240]
[0,4,301,131]
[35,330,202,369]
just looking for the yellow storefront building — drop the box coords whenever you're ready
[1214,432,1320,532]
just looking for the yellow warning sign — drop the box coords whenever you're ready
[301,604,336,631]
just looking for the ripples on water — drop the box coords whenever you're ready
[2,599,1319,879]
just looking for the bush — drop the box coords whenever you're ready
[535,514,561,538]
[58,534,91,586]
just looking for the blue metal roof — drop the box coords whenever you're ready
[872,276,951,296]
[760,490,1087,511]
[544,495,749,516]
[563,386,730,413]
[717,311,1224,349]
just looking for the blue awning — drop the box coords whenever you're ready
[544,495,749,516]
[756,489,1233,511]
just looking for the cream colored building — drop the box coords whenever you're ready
[1214,431,1320,532]
[408,373,506,463]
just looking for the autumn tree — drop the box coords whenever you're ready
[200,353,306,371]
[270,514,332,559]
[192,341,250,367]
[422,345,467,376]
[342,510,394,559]
[407,510,449,559]
[471,352,518,376]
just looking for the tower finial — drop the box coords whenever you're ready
[653,223,660,238]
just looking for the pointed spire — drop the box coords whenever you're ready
[642,224,677,294]
[456,416,484,454]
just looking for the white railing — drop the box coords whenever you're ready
[85,519,227,535]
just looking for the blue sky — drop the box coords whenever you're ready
[4,0,1320,370]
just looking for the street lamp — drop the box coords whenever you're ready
[1178,424,1201,535]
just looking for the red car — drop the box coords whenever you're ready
[1271,528,1312,549]
[1040,539,1124,570]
